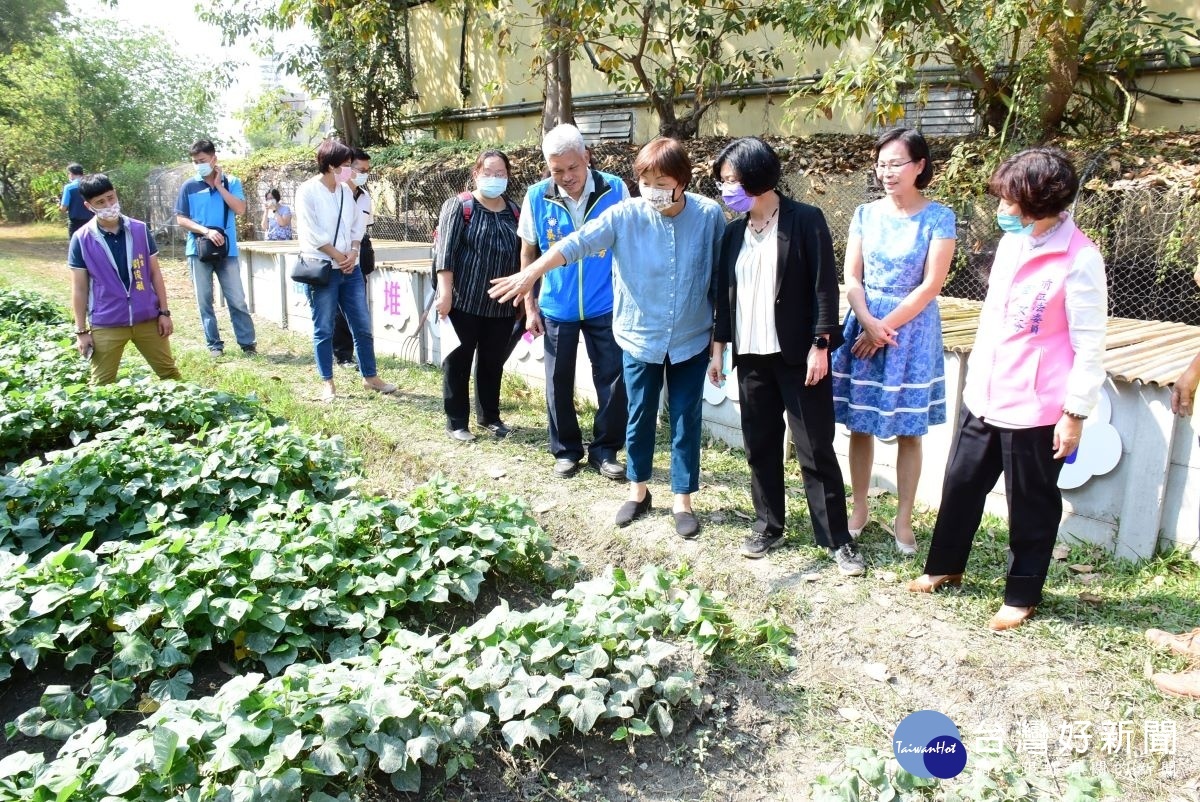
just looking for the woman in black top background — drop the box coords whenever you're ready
[434,149,522,442]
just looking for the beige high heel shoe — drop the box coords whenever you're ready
[906,573,963,593]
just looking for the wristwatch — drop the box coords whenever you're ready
[157,309,171,317]
[812,335,830,349]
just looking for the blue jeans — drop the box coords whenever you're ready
[188,256,256,351]
[623,349,707,494]
[304,266,377,381]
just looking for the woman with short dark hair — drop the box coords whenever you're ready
[294,139,396,401]
[830,127,956,555]
[707,136,865,576]
[909,147,1107,632]
[261,188,293,240]
[490,137,726,538]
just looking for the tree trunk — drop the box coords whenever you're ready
[1038,0,1087,141]
[541,13,574,131]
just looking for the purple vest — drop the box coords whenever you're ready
[78,217,159,328]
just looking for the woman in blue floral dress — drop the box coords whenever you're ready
[831,129,956,554]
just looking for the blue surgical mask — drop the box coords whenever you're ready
[997,211,1034,236]
[477,176,507,199]
[194,162,213,180]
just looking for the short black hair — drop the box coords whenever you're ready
[351,148,370,162]
[712,137,782,196]
[265,188,281,202]
[316,139,354,174]
[988,147,1079,220]
[189,139,216,157]
[874,128,934,190]
[67,163,84,176]
[80,174,115,200]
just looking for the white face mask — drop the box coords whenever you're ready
[92,203,121,221]
[352,171,369,187]
[642,185,675,212]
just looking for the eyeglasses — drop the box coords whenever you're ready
[874,160,914,172]
[716,180,741,192]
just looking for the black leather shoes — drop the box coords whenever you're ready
[588,456,625,481]
[553,458,581,478]
[615,491,652,527]
[483,421,511,438]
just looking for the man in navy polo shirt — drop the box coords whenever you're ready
[60,163,93,238]
[70,174,181,385]
[174,138,257,357]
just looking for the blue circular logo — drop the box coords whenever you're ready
[893,710,968,779]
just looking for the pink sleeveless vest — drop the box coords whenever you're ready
[963,220,1098,427]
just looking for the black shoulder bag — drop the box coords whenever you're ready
[290,189,345,287]
[195,179,231,264]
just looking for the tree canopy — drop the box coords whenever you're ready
[766,0,1200,142]
[479,0,781,140]
[199,0,418,146]
[0,19,218,219]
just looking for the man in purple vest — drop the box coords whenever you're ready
[70,174,182,385]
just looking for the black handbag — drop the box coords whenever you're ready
[291,255,333,286]
[290,189,344,287]
[195,181,231,264]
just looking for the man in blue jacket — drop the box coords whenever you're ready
[60,163,93,238]
[518,124,629,479]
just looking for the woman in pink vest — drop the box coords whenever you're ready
[907,148,1107,631]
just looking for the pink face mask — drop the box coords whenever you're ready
[335,165,352,182]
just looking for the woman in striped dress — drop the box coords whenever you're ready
[434,150,522,442]
[830,129,956,554]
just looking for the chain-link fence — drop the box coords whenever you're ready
[143,144,1200,325]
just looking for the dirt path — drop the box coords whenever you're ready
[1,223,1197,801]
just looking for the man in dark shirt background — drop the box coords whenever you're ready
[60,163,93,238]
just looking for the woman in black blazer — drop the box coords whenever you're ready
[708,137,864,575]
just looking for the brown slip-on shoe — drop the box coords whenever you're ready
[1152,671,1200,698]
[988,605,1036,632]
[905,573,963,593]
[1146,627,1200,658]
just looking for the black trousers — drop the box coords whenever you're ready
[333,236,374,363]
[542,313,627,462]
[442,309,515,430]
[737,353,850,549]
[923,406,1065,607]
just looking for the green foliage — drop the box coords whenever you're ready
[479,0,783,139]
[0,20,218,220]
[0,0,66,59]
[766,0,1200,143]
[810,746,1122,801]
[0,376,269,465]
[0,482,552,736]
[199,0,417,146]
[236,88,311,152]
[0,418,357,553]
[1,564,744,800]
[0,290,68,326]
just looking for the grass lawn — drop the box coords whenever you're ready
[1,221,1197,801]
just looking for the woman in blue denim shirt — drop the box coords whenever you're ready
[491,137,725,539]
